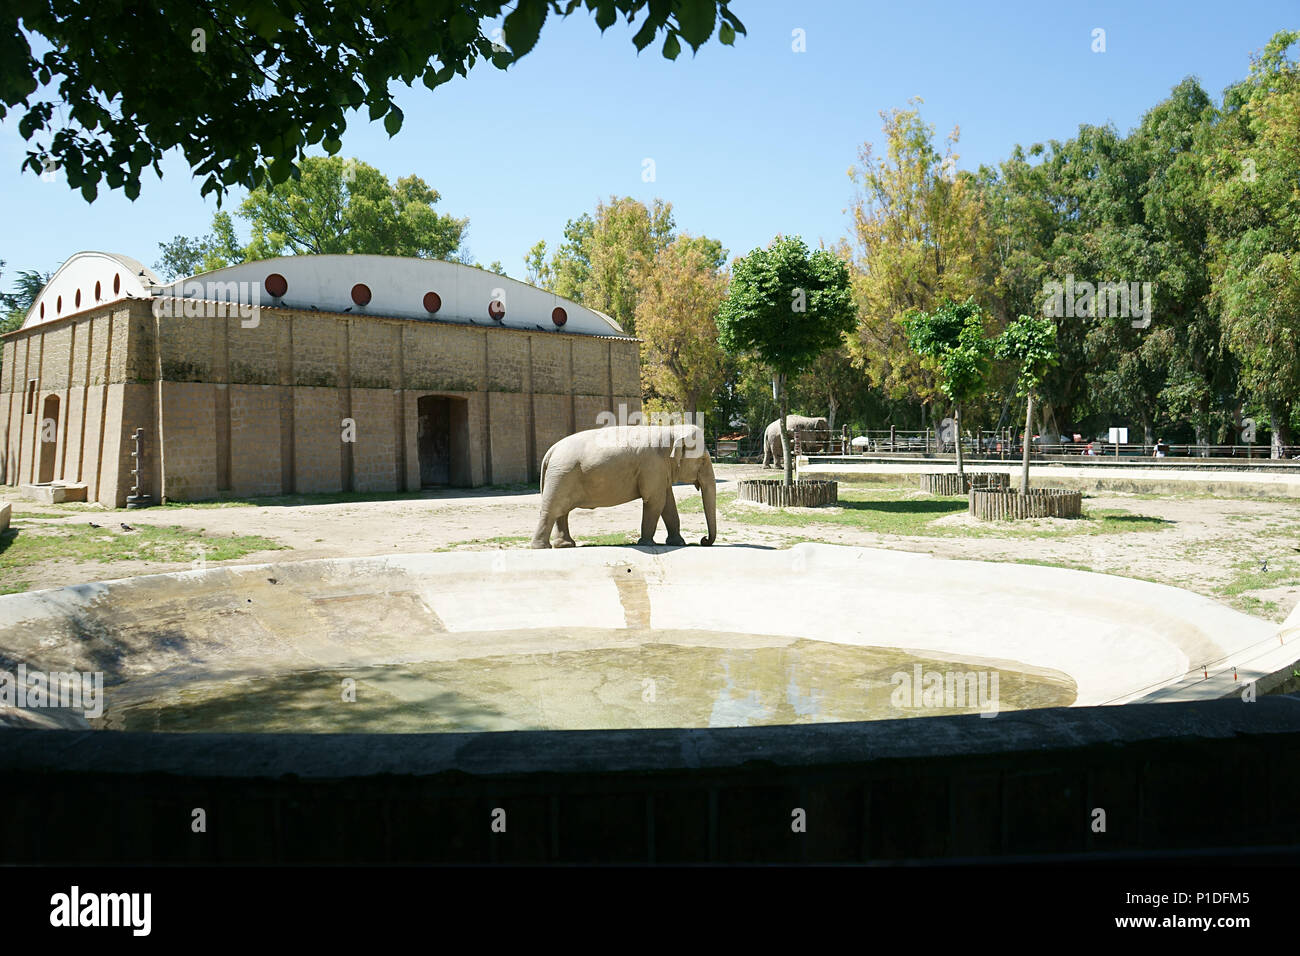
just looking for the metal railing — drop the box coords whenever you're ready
[712,428,1300,462]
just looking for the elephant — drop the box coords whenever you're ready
[761,415,828,469]
[532,423,717,549]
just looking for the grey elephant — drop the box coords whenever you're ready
[532,423,718,549]
[761,415,828,469]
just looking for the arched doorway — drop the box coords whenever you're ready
[37,394,60,483]
[416,395,470,487]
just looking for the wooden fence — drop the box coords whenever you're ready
[969,488,1082,520]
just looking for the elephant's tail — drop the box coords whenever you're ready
[539,446,553,495]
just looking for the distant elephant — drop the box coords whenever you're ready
[532,423,718,549]
[761,415,828,469]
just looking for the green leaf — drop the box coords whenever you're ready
[719,22,735,45]
[631,16,658,52]
[504,0,549,58]
[662,33,681,60]
[384,106,404,136]
[675,0,716,49]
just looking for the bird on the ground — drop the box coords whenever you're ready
[121,522,134,532]
[87,521,100,528]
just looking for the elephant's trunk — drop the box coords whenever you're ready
[700,459,717,546]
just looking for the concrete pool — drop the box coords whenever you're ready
[0,543,1293,732]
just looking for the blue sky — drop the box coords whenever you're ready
[1,0,1294,284]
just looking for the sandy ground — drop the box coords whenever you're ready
[5,464,1299,620]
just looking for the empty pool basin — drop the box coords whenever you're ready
[0,543,1290,732]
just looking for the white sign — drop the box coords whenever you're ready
[1108,427,1128,444]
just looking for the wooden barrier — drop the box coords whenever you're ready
[737,478,839,507]
[969,488,1082,520]
[920,473,1010,495]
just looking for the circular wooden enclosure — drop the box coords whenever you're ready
[969,488,1082,520]
[919,473,1010,495]
[737,478,839,507]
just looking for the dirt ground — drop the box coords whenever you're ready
[5,463,1299,621]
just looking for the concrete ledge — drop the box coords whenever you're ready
[18,482,88,504]
[1,696,1297,863]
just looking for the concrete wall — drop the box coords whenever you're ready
[0,300,642,505]
[0,696,1296,863]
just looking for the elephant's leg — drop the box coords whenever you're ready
[661,489,685,546]
[638,489,666,546]
[554,512,576,548]
[531,509,555,549]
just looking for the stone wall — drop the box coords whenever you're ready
[0,300,642,505]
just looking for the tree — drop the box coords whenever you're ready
[154,212,244,280]
[3,0,745,201]
[533,197,680,334]
[635,235,729,419]
[995,314,1059,493]
[903,298,993,481]
[0,261,50,332]
[155,157,467,277]
[844,102,996,424]
[717,236,856,486]
[1207,30,1300,457]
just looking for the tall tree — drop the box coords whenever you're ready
[4,0,745,201]
[717,236,856,486]
[1207,30,1300,457]
[155,157,467,277]
[844,101,996,430]
[532,196,680,334]
[635,235,729,419]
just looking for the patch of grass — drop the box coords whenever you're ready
[0,524,285,572]
[713,487,1171,541]
[1215,558,1300,598]
[580,532,640,547]
[1232,595,1282,617]
[1079,509,1174,534]
[9,511,68,520]
[437,535,531,551]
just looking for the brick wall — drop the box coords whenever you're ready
[2,299,641,504]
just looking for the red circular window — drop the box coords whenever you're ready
[264,273,288,298]
[423,291,442,313]
[75,289,81,308]
[351,284,372,306]
[551,307,568,326]
[56,296,62,314]
[113,274,120,294]
[95,281,101,300]
[488,299,505,321]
